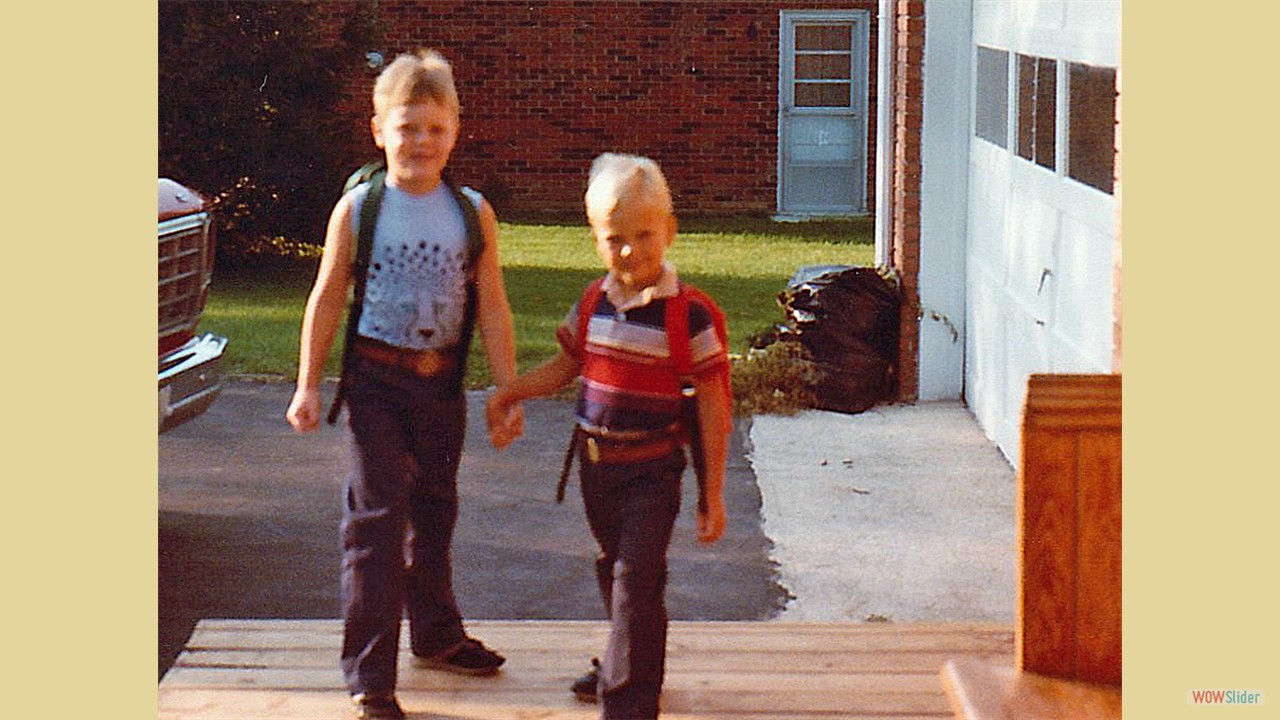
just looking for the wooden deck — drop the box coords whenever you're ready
[159,620,1013,719]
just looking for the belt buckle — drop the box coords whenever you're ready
[412,351,445,376]
[586,437,601,463]
[413,353,434,375]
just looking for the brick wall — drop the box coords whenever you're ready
[315,0,877,217]
[889,0,924,401]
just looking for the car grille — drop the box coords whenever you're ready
[159,212,213,342]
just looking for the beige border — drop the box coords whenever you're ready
[1124,1,1277,716]
[12,2,156,717]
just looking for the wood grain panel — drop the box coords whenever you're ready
[1018,374,1121,683]
[1018,429,1078,678]
[1075,430,1122,684]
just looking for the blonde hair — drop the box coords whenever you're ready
[584,153,675,222]
[372,49,460,118]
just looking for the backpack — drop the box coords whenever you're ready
[556,277,732,510]
[326,159,486,424]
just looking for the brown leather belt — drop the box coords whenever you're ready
[584,434,682,465]
[352,337,457,377]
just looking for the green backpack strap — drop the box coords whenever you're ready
[327,167,384,425]
[343,161,483,270]
[345,159,387,195]
[326,163,485,424]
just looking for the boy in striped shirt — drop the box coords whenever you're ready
[487,153,731,718]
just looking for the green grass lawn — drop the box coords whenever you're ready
[202,216,875,388]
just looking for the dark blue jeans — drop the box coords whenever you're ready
[340,356,468,696]
[580,449,685,720]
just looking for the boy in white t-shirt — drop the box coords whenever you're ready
[286,49,523,720]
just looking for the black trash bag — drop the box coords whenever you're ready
[776,265,899,414]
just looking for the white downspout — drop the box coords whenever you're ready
[874,0,895,268]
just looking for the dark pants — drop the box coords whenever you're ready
[580,449,685,720]
[340,356,468,696]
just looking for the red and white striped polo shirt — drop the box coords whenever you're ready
[557,266,728,439]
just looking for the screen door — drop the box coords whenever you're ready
[779,10,869,215]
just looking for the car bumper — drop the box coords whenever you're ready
[159,332,228,433]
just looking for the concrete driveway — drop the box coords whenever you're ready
[160,380,1017,681]
[158,379,785,679]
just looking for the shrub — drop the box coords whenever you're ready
[730,340,820,416]
[159,1,377,259]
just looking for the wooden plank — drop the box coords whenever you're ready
[159,674,956,715]
[162,664,951,695]
[159,688,949,720]
[159,687,953,719]
[187,618,1007,636]
[176,647,1014,675]
[184,620,1012,654]
[939,658,1120,720]
[161,620,1014,719]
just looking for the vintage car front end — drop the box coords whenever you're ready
[159,178,227,432]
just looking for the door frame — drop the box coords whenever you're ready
[777,9,871,216]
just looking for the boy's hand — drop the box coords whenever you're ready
[485,389,524,449]
[696,497,726,543]
[484,389,508,441]
[491,403,523,449]
[286,387,322,433]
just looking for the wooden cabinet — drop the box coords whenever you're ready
[1018,373,1121,685]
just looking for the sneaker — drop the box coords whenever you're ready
[411,636,505,676]
[350,692,405,720]
[570,657,601,703]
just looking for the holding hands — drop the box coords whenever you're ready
[486,387,524,449]
[484,351,578,451]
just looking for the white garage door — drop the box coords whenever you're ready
[964,1,1120,462]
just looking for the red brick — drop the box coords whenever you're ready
[308,0,879,215]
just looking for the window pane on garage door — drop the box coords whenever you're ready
[1068,63,1116,194]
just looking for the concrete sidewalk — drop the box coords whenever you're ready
[747,401,1017,623]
